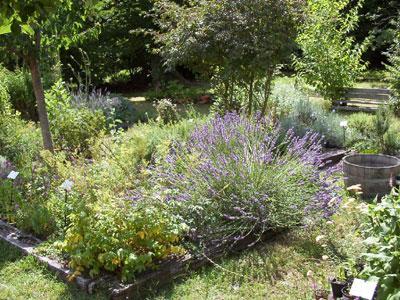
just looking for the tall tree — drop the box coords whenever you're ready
[0,0,94,151]
[154,0,304,115]
[294,0,368,101]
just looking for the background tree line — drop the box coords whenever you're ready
[1,0,400,150]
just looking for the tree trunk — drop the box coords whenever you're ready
[260,68,275,117]
[28,55,54,152]
[27,31,54,152]
[151,56,162,92]
[247,75,254,116]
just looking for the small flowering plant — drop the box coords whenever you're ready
[156,112,342,242]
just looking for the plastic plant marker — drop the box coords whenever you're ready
[349,278,378,300]
[61,179,74,192]
[7,171,19,180]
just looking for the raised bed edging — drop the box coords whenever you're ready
[0,220,94,292]
[109,231,284,300]
[320,149,349,169]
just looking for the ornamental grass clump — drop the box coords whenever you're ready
[157,112,341,243]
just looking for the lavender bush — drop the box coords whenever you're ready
[155,112,341,243]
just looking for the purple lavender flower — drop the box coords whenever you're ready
[154,112,341,240]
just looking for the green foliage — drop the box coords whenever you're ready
[347,112,375,138]
[346,109,400,154]
[63,0,155,84]
[375,107,390,143]
[295,0,368,101]
[0,67,36,120]
[45,81,106,154]
[4,117,201,278]
[386,18,400,115]
[40,119,200,279]
[0,0,94,52]
[156,0,304,114]
[70,88,138,129]
[361,190,400,299]
[281,99,344,147]
[0,114,41,168]
[0,73,11,115]
[0,180,20,223]
[269,79,310,117]
[145,81,206,103]
[63,197,187,281]
[154,99,179,124]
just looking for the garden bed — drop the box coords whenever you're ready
[0,113,345,299]
[0,218,283,299]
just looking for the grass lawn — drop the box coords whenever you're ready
[0,240,106,300]
[150,231,337,300]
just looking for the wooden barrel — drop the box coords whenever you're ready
[343,154,400,199]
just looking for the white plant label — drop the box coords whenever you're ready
[7,171,19,180]
[349,278,378,300]
[61,179,74,192]
[340,120,348,128]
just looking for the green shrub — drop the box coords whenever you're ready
[347,113,375,138]
[0,77,11,115]
[270,80,309,117]
[104,69,132,85]
[0,114,41,168]
[0,180,22,223]
[0,80,40,168]
[36,119,198,280]
[63,195,187,280]
[0,67,36,120]
[346,109,400,154]
[361,190,400,299]
[156,113,341,242]
[386,17,400,115]
[294,0,367,101]
[281,99,344,147]
[45,81,106,155]
[154,98,179,124]
[70,88,138,128]
[145,81,204,103]
[8,118,202,278]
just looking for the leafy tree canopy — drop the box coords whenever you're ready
[154,0,305,114]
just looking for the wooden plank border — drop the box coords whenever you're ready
[0,220,95,292]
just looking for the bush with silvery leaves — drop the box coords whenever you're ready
[270,81,309,116]
[70,88,137,128]
[281,99,344,148]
